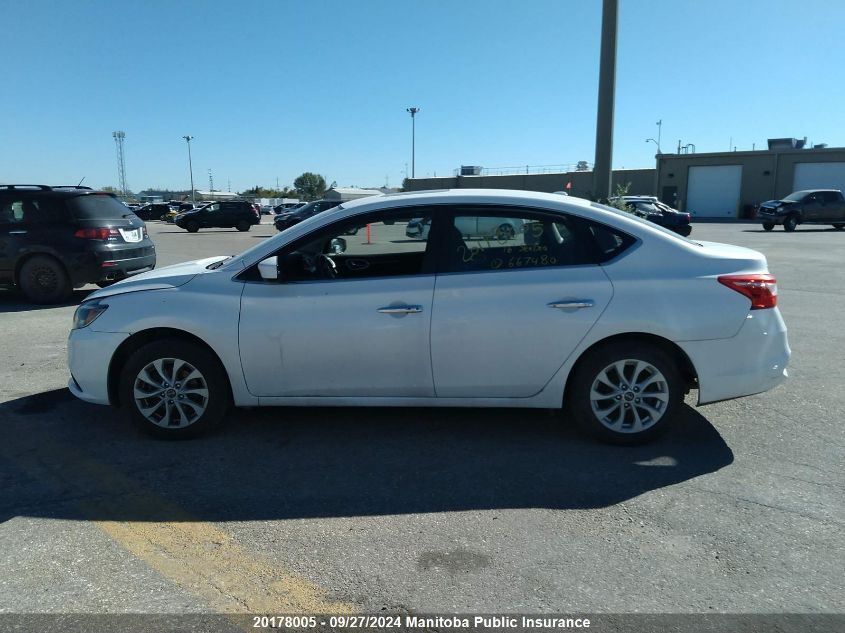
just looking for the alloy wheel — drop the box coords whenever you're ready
[589,359,670,434]
[133,357,209,428]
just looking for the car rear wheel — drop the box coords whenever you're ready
[566,341,683,445]
[236,220,251,232]
[119,338,230,439]
[833,223,844,230]
[783,215,798,232]
[762,222,775,231]
[185,220,200,233]
[18,255,72,304]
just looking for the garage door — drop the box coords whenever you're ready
[686,165,742,217]
[793,162,845,193]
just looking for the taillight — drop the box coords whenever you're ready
[683,213,691,222]
[74,228,120,240]
[718,274,777,309]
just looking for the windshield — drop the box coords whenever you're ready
[783,191,808,202]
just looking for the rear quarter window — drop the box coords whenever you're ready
[68,194,132,220]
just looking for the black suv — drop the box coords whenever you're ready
[0,185,156,303]
[273,199,342,232]
[174,200,260,232]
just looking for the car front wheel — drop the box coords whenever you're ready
[783,215,798,232]
[119,338,230,439]
[566,341,683,445]
[236,220,251,232]
[185,220,199,233]
[762,222,775,231]
[833,223,844,230]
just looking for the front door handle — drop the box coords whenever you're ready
[378,305,423,314]
[548,300,594,309]
[9,230,27,235]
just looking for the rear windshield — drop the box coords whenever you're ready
[69,194,133,219]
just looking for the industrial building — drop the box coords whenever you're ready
[404,138,845,218]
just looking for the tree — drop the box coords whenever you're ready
[293,172,327,201]
[576,160,590,172]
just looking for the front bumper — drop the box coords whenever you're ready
[678,307,790,405]
[67,328,130,405]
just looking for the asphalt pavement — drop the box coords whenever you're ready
[0,219,843,618]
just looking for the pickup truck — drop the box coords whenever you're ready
[757,189,845,232]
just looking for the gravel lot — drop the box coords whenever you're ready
[0,219,843,617]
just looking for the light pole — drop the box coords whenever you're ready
[182,135,195,204]
[406,107,419,179]
[655,119,662,153]
[592,0,618,201]
[646,138,660,153]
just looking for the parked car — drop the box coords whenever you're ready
[756,189,845,231]
[260,205,274,215]
[616,196,693,237]
[406,215,524,240]
[67,189,789,444]
[273,199,342,232]
[0,185,155,303]
[134,202,171,221]
[174,200,260,232]
[273,202,305,213]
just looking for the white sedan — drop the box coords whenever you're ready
[67,189,790,443]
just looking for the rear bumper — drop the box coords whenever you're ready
[69,248,156,286]
[678,308,790,405]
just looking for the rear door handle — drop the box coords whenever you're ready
[548,300,594,309]
[378,305,423,314]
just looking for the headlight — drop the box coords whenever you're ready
[73,301,108,329]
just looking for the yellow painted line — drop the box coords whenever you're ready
[1,415,355,615]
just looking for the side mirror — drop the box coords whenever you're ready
[257,256,278,280]
[328,238,346,254]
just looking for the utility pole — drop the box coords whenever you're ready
[112,131,128,199]
[655,119,662,153]
[406,107,420,178]
[208,169,214,192]
[182,135,195,203]
[592,0,618,201]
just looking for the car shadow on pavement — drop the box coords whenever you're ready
[0,289,92,313]
[0,389,733,523]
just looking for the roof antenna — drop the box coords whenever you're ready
[77,177,85,186]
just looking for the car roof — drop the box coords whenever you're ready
[0,185,115,198]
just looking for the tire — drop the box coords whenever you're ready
[236,220,251,232]
[18,255,72,304]
[833,224,844,230]
[96,280,116,288]
[119,338,230,439]
[783,215,798,232]
[495,223,515,240]
[762,222,775,231]
[185,220,199,233]
[566,341,683,445]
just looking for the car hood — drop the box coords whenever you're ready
[86,255,234,300]
[760,199,789,207]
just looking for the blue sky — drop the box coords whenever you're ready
[1,0,841,193]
